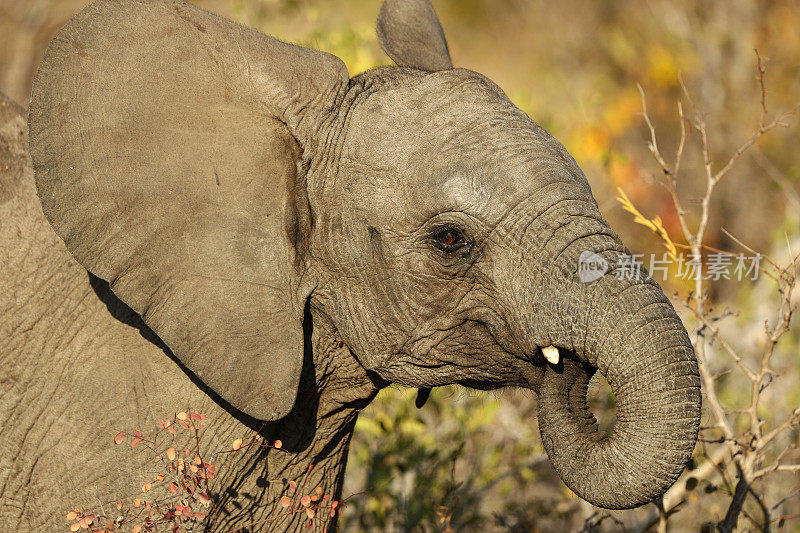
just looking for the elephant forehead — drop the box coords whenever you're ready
[339,71,589,223]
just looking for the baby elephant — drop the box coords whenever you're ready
[0,0,700,530]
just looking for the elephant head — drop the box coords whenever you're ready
[29,0,701,509]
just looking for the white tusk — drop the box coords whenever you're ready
[542,345,560,365]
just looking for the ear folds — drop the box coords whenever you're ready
[29,0,349,420]
[377,0,453,71]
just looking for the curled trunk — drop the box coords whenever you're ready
[536,279,701,509]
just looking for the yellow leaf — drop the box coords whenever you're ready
[616,187,679,261]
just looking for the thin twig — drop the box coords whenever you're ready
[635,50,799,532]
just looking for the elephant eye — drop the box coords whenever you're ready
[433,226,468,253]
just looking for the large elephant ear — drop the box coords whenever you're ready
[29,0,349,420]
[377,0,452,71]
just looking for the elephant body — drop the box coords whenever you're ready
[0,0,701,530]
[0,94,373,531]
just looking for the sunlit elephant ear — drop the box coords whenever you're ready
[377,0,452,71]
[29,0,349,420]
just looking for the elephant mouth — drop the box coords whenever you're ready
[534,347,616,436]
[458,344,618,445]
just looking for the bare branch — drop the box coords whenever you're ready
[634,50,799,532]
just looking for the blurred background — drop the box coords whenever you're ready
[2,0,798,530]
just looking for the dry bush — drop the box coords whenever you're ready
[65,413,361,532]
[620,52,800,532]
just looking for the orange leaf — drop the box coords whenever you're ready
[133,499,141,508]
[131,437,141,448]
[194,456,202,465]
[306,519,313,529]
[157,472,165,482]
[142,482,151,493]
[306,508,315,519]
[67,511,78,521]
[169,482,179,494]
[113,433,124,445]
[300,495,311,507]
[190,412,201,421]
[132,430,142,438]
[315,486,323,495]
[289,480,297,491]
[232,438,243,451]
[280,496,291,508]
[273,439,282,449]
[69,523,80,532]
[132,526,142,533]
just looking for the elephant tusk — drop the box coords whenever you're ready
[542,345,560,365]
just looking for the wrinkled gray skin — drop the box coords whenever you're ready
[0,0,701,530]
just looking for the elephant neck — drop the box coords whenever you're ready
[209,307,381,532]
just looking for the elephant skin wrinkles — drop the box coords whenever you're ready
[0,94,384,533]
[2,0,700,528]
